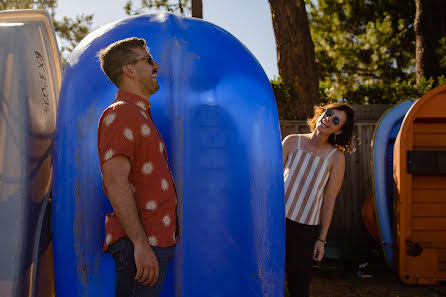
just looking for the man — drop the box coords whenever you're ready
[97,37,177,297]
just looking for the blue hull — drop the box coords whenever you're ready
[52,13,285,297]
[371,100,414,266]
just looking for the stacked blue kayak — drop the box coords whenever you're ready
[371,100,414,266]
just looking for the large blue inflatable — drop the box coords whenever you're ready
[52,13,284,297]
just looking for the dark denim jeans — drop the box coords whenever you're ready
[107,237,176,297]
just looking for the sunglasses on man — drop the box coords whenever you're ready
[128,54,154,66]
[325,109,341,125]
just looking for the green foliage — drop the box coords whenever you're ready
[270,76,296,120]
[306,0,421,104]
[273,74,446,115]
[273,0,446,113]
[438,37,446,69]
[0,0,33,9]
[321,76,446,105]
[53,14,94,62]
[0,0,58,11]
[124,0,190,16]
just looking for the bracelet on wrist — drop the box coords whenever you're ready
[317,238,327,244]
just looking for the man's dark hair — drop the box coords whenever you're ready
[97,37,147,86]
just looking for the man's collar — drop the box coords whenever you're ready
[115,90,151,110]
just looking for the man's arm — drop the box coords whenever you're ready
[102,154,159,286]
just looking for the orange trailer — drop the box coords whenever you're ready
[393,84,446,284]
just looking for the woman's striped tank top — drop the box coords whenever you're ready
[284,135,337,225]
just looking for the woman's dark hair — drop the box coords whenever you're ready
[307,102,357,152]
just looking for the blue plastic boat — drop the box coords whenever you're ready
[52,13,285,297]
[371,100,414,266]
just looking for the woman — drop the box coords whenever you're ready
[282,103,356,297]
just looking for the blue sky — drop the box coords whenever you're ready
[56,0,279,79]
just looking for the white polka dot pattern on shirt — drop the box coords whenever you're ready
[159,142,164,153]
[148,236,158,246]
[161,179,169,191]
[123,128,134,141]
[172,232,176,241]
[140,111,148,119]
[129,183,136,193]
[104,149,114,161]
[142,162,153,175]
[141,124,151,136]
[145,200,157,210]
[162,215,171,227]
[105,216,109,224]
[106,234,112,245]
[136,101,146,110]
[104,113,116,126]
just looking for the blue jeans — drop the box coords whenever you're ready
[107,237,176,297]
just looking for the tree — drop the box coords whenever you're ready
[53,14,94,61]
[269,0,319,119]
[414,0,446,83]
[125,0,188,16]
[124,0,203,18]
[191,0,201,19]
[307,0,417,104]
[0,0,94,62]
[0,0,57,13]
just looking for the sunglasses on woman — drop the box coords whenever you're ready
[325,109,341,125]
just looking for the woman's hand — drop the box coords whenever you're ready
[312,240,325,262]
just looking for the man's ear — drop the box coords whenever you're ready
[122,65,135,78]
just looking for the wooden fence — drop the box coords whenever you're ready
[280,104,391,260]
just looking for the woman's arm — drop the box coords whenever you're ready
[313,151,345,261]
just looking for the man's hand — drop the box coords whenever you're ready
[312,240,325,262]
[134,240,159,286]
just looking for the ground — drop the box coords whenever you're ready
[310,269,446,297]
[286,252,446,297]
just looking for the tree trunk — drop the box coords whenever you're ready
[414,0,446,83]
[192,0,202,19]
[269,0,319,119]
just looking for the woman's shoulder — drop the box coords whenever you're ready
[331,147,346,163]
[282,134,301,154]
[283,133,311,141]
[282,133,307,146]
[282,133,298,142]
